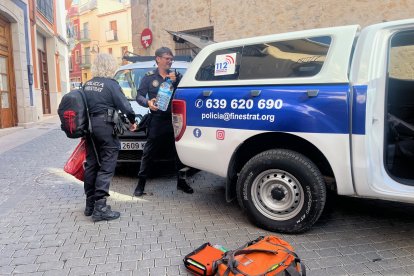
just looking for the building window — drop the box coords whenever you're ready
[69,57,73,71]
[82,22,89,40]
[110,21,118,40]
[75,50,80,64]
[121,46,128,56]
[36,0,54,23]
[175,27,214,58]
[73,24,79,40]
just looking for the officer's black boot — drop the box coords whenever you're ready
[177,179,194,194]
[84,196,95,216]
[91,198,120,222]
[134,178,146,197]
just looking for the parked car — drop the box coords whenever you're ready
[114,57,191,163]
[70,81,82,90]
[173,19,414,233]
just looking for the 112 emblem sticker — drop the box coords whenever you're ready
[214,53,237,76]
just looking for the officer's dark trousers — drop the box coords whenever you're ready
[84,116,119,200]
[138,115,183,181]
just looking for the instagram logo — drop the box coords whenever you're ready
[216,130,225,140]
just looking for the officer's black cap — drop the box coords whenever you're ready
[155,47,173,57]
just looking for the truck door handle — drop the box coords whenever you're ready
[203,90,212,97]
[306,90,319,97]
[250,90,261,97]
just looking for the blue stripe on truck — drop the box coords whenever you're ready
[174,84,367,135]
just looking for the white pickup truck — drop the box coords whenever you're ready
[172,19,414,233]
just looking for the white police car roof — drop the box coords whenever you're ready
[116,60,190,71]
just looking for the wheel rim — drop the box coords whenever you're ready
[251,169,304,221]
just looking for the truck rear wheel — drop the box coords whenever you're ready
[236,149,326,233]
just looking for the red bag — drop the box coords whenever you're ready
[64,138,86,181]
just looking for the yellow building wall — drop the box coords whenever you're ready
[78,0,132,82]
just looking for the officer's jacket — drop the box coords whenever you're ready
[136,68,182,115]
[84,77,135,123]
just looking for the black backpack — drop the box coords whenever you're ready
[58,89,91,139]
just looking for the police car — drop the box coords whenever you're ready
[114,57,190,163]
[172,19,414,233]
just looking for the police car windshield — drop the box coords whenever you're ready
[115,68,187,100]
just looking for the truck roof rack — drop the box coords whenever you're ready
[122,52,192,63]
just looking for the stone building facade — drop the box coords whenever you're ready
[131,0,414,56]
[0,0,70,130]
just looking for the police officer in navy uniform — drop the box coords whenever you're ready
[134,47,193,196]
[84,53,137,221]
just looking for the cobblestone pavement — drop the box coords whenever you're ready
[1,119,414,275]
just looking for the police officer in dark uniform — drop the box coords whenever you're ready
[84,53,137,221]
[134,47,193,196]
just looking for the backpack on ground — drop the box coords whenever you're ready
[215,236,305,276]
[58,89,91,138]
[184,235,305,276]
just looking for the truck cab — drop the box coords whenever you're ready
[172,19,414,233]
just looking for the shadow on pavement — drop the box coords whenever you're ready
[318,192,414,228]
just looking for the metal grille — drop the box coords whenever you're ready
[118,150,143,162]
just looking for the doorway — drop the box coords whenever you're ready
[38,42,50,114]
[385,30,414,182]
[0,16,17,128]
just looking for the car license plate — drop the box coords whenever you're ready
[120,141,145,150]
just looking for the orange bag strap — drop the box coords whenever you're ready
[215,239,305,276]
[226,249,289,276]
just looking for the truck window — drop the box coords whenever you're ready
[239,36,331,79]
[385,29,414,181]
[389,32,414,81]
[114,70,135,99]
[195,47,242,81]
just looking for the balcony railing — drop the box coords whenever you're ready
[81,55,91,69]
[105,30,118,41]
[79,0,97,13]
[79,29,91,43]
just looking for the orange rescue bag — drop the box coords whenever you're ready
[214,236,305,276]
[183,243,225,276]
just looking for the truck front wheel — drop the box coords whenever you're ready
[236,149,326,233]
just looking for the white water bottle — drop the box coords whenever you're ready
[155,77,173,111]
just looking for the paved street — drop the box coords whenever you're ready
[1,117,414,275]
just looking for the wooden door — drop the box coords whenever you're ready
[0,16,16,128]
[38,47,50,114]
